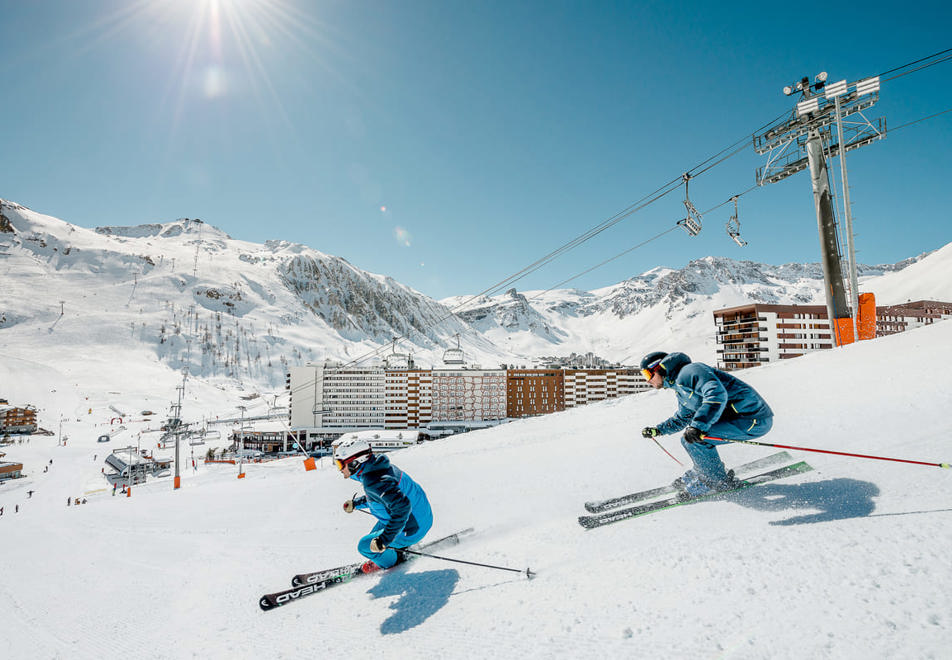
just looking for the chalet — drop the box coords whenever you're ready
[0,404,38,434]
[0,460,24,481]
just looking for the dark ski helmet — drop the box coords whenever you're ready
[640,351,668,381]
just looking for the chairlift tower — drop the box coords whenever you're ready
[753,72,885,345]
[171,376,186,489]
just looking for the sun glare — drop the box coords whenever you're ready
[72,0,332,131]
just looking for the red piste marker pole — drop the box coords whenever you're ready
[703,436,950,469]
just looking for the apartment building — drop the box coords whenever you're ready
[287,362,385,432]
[714,303,833,370]
[431,369,507,422]
[287,363,645,435]
[385,369,433,429]
[563,369,647,407]
[714,299,952,371]
[506,369,564,417]
[875,300,952,336]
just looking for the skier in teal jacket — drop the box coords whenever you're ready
[639,351,774,496]
[335,437,433,573]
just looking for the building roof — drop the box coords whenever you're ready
[234,421,289,433]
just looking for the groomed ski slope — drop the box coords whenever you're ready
[1,320,951,659]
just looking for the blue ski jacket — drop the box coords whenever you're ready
[349,454,431,548]
[654,352,773,435]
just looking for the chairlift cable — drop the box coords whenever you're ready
[529,226,681,300]
[877,47,952,80]
[889,106,952,133]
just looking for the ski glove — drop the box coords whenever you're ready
[683,426,704,444]
[641,427,659,438]
[342,499,355,513]
[370,537,387,553]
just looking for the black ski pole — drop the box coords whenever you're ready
[353,508,535,578]
[401,548,535,579]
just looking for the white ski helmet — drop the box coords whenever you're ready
[333,436,372,471]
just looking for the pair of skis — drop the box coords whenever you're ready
[578,451,814,529]
[259,528,474,611]
[260,453,815,608]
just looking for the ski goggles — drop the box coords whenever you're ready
[334,457,354,471]
[641,362,663,381]
[335,455,366,472]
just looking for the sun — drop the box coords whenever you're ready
[72,0,330,113]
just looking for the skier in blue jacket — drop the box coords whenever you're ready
[639,351,774,496]
[335,437,433,573]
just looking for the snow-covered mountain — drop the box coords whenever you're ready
[2,197,950,403]
[442,250,945,365]
[0,199,495,394]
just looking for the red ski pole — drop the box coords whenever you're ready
[703,435,950,469]
[650,436,684,466]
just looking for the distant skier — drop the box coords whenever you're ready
[640,351,774,496]
[335,437,433,574]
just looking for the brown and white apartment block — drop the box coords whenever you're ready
[563,369,646,408]
[714,300,952,371]
[506,369,564,418]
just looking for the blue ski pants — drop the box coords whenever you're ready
[682,416,773,484]
[358,512,433,568]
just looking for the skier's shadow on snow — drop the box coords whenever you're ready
[728,478,880,525]
[367,568,460,634]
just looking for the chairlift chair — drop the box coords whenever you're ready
[726,195,748,246]
[443,334,465,365]
[678,172,703,236]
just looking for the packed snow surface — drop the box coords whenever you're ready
[2,317,951,658]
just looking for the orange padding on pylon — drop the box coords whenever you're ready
[237,472,246,479]
[858,292,876,340]
[834,317,855,345]
[303,457,317,471]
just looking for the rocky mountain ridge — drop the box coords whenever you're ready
[0,198,942,393]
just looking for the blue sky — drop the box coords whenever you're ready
[2,0,950,300]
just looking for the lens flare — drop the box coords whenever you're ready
[394,227,412,247]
